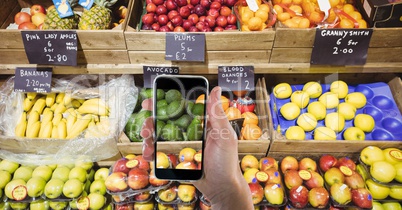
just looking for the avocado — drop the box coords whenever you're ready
[165,89,182,104]
[191,103,205,117]
[187,117,203,141]
[174,114,193,130]
[161,123,184,141]
[156,105,169,121]
[166,100,185,119]
[124,110,151,142]
[157,99,168,108]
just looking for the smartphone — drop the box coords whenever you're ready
[153,75,209,181]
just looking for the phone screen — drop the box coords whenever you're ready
[153,75,208,181]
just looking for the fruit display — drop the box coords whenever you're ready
[155,182,198,205]
[270,80,402,141]
[0,158,113,210]
[235,0,277,31]
[272,0,368,28]
[15,92,110,139]
[140,0,239,31]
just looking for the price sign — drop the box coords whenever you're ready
[14,67,52,93]
[311,29,373,65]
[143,66,180,88]
[21,30,77,66]
[165,33,205,62]
[218,66,254,91]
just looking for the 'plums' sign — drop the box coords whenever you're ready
[165,33,205,62]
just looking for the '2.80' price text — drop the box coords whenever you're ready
[46,54,68,62]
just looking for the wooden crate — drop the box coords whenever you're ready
[270,28,402,64]
[117,75,271,158]
[265,73,402,160]
[123,0,275,74]
[0,0,131,66]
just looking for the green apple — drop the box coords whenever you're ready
[280,102,300,120]
[9,202,28,210]
[69,167,87,183]
[382,202,402,210]
[63,178,84,198]
[325,112,345,133]
[44,178,64,199]
[0,160,19,174]
[13,166,33,182]
[354,114,375,132]
[94,168,109,181]
[366,179,390,200]
[343,127,365,140]
[90,180,107,195]
[88,193,106,210]
[337,102,356,120]
[389,185,402,200]
[303,81,322,98]
[314,126,337,140]
[307,101,326,120]
[74,156,94,171]
[291,90,310,108]
[297,113,317,132]
[48,201,68,210]
[4,179,26,200]
[330,183,351,205]
[104,203,113,210]
[87,168,95,182]
[285,126,306,140]
[360,146,385,166]
[394,162,402,183]
[32,165,53,182]
[47,164,57,170]
[371,161,396,183]
[0,170,12,189]
[69,199,79,209]
[30,199,49,210]
[273,83,292,99]
[319,92,339,109]
[51,166,70,182]
[26,177,46,198]
[0,201,10,210]
[345,92,367,109]
[372,201,385,210]
[383,148,402,165]
[330,80,349,99]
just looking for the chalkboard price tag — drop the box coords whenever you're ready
[311,29,373,65]
[218,66,255,91]
[143,66,180,88]
[21,30,78,66]
[165,33,205,62]
[14,67,52,93]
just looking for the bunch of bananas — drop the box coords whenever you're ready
[15,92,110,139]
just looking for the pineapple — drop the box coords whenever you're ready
[42,0,79,30]
[78,0,119,30]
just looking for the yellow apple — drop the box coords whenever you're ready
[345,92,367,109]
[297,113,317,131]
[370,161,396,183]
[383,148,402,165]
[264,183,284,205]
[280,102,300,120]
[354,114,375,132]
[382,202,402,210]
[241,155,259,172]
[291,91,310,108]
[394,162,402,183]
[285,126,306,140]
[337,102,356,120]
[303,81,322,98]
[372,201,384,210]
[325,112,345,133]
[243,168,259,183]
[366,179,390,199]
[319,92,339,109]
[343,127,365,140]
[307,101,326,120]
[330,80,349,99]
[156,152,170,169]
[360,146,385,166]
[314,126,336,140]
[389,185,402,200]
[273,83,292,99]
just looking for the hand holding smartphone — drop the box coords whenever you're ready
[153,75,209,181]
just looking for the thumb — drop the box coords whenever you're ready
[207,87,233,131]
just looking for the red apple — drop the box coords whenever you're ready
[156,5,168,15]
[152,0,164,5]
[18,22,37,29]
[265,168,282,184]
[351,188,373,209]
[259,157,278,171]
[105,172,129,192]
[177,184,196,202]
[284,170,303,189]
[289,185,309,209]
[319,154,338,172]
[158,14,169,25]
[299,157,317,171]
[304,171,324,189]
[249,183,264,204]
[15,12,31,25]
[179,6,191,18]
[280,156,299,172]
[113,158,131,174]
[329,205,343,210]
[166,0,177,10]
[149,171,169,186]
[134,155,150,171]
[226,13,237,25]
[308,187,329,208]
[167,154,179,168]
[146,3,157,13]
[142,13,155,26]
[336,157,356,171]
[30,4,46,15]
[127,168,149,190]
[241,155,259,172]
[158,185,178,202]
[176,161,197,169]
[344,172,365,189]
[134,191,151,201]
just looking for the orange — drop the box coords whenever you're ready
[248,17,263,31]
[196,94,205,104]
[225,107,242,120]
[259,4,270,12]
[277,12,291,22]
[241,124,262,140]
[273,5,283,14]
[241,112,259,125]
[255,9,269,22]
[197,94,229,111]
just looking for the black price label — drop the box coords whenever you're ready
[165,33,205,62]
[218,66,254,91]
[21,30,78,66]
[143,66,180,88]
[311,29,373,65]
[14,67,52,93]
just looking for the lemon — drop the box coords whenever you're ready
[291,90,310,108]
[337,102,356,120]
[330,80,349,99]
[303,81,322,98]
[307,101,326,120]
[280,102,300,120]
[285,126,306,140]
[273,83,292,99]
[297,113,318,131]
[354,114,375,132]
[319,92,339,109]
[345,92,367,109]
[314,127,337,140]
[325,112,345,132]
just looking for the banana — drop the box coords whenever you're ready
[50,103,58,112]
[70,100,81,109]
[27,93,37,100]
[18,112,27,124]
[39,121,52,138]
[31,97,46,114]
[41,110,54,123]
[52,113,63,126]
[45,93,56,107]
[26,121,41,138]
[66,112,77,134]
[57,120,67,139]
[88,120,96,129]
[43,107,52,115]
[56,93,65,104]
[78,103,109,116]
[77,99,86,104]
[51,124,58,139]
[63,93,73,107]
[23,97,38,112]
[15,119,27,137]
[67,114,92,139]
[54,103,67,115]
[27,111,40,127]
